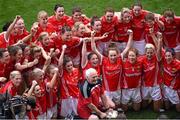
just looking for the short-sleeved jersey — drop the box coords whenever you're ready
[44,76,58,108]
[36,39,56,53]
[60,68,81,99]
[141,55,162,87]
[115,21,132,42]
[38,80,47,113]
[144,22,159,44]
[62,37,81,58]
[0,62,6,77]
[28,55,45,69]
[0,81,17,96]
[80,29,102,52]
[32,23,55,42]
[4,59,15,79]
[0,62,7,92]
[162,58,180,90]
[30,94,46,119]
[101,16,118,42]
[67,17,90,28]
[82,61,102,80]
[48,15,70,33]
[131,10,148,41]
[78,80,104,119]
[0,32,14,48]
[9,29,29,43]
[160,16,180,48]
[122,59,143,88]
[102,57,122,91]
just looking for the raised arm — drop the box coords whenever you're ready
[58,45,67,67]
[81,40,88,68]
[83,33,108,43]
[121,29,133,59]
[13,32,34,46]
[149,29,159,48]
[40,47,48,60]
[94,32,108,41]
[91,32,103,63]
[156,32,163,61]
[5,15,21,41]
[26,80,38,97]
[15,58,38,71]
[155,15,165,31]
[46,68,58,89]
[42,56,51,72]
[21,26,37,44]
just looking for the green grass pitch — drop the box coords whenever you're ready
[0,0,179,119]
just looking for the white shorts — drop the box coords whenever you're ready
[141,86,162,101]
[37,112,47,119]
[60,97,78,117]
[133,39,145,55]
[47,104,57,119]
[105,90,121,103]
[173,45,180,53]
[163,85,180,104]
[97,41,111,55]
[113,42,127,53]
[122,88,142,104]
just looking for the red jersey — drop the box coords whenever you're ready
[115,21,132,42]
[160,16,180,48]
[101,16,118,42]
[0,81,17,96]
[131,10,148,41]
[0,62,7,91]
[28,80,47,119]
[29,55,45,68]
[45,76,58,109]
[0,32,14,48]
[4,59,15,79]
[62,37,81,58]
[30,95,46,119]
[60,68,81,99]
[82,61,102,80]
[162,58,180,90]
[0,62,5,77]
[122,59,143,88]
[102,57,122,91]
[67,17,90,28]
[141,55,162,87]
[38,80,47,114]
[36,39,56,53]
[81,30,102,52]
[78,80,104,119]
[32,23,55,42]
[144,22,159,44]
[9,29,29,43]
[48,15,69,33]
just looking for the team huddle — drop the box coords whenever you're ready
[0,2,179,119]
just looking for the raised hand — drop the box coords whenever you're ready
[32,80,38,86]
[91,30,96,37]
[62,44,67,50]
[157,32,162,40]
[127,29,133,35]
[33,58,39,65]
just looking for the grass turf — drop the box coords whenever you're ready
[0,0,180,31]
[0,0,180,119]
